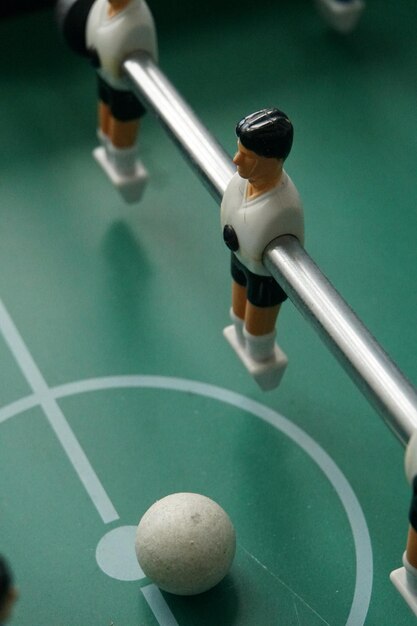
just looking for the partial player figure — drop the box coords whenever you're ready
[56,0,157,203]
[314,0,365,34]
[221,108,304,391]
[0,556,18,624]
[86,0,157,203]
[391,430,417,616]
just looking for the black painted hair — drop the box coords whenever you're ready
[236,108,293,160]
[0,556,12,609]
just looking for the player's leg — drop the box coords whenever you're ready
[223,259,288,389]
[97,77,111,143]
[107,116,141,176]
[243,271,286,363]
[106,88,147,180]
[406,525,417,569]
[232,280,246,318]
[98,101,110,141]
[244,302,280,337]
[244,302,281,362]
[230,282,246,345]
[93,83,148,202]
[109,117,140,149]
[229,254,248,344]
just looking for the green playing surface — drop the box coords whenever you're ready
[1,1,417,624]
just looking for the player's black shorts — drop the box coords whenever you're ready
[97,76,146,122]
[231,253,287,308]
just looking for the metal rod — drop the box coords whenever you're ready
[264,237,417,445]
[123,51,417,445]
[124,51,234,202]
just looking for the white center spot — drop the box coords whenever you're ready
[96,525,145,581]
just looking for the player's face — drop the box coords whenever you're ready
[108,0,131,9]
[233,141,260,179]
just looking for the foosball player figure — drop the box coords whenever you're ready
[0,556,18,625]
[221,108,304,391]
[86,0,158,202]
[391,429,417,616]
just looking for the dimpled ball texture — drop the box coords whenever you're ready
[135,492,236,595]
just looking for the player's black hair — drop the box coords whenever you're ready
[0,556,13,610]
[236,108,293,160]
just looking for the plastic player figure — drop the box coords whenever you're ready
[0,557,18,624]
[86,0,158,203]
[404,478,417,587]
[314,0,364,34]
[391,430,417,616]
[221,108,304,391]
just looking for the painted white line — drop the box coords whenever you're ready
[0,371,374,624]
[0,394,38,424]
[0,299,119,524]
[141,585,179,626]
[51,376,373,625]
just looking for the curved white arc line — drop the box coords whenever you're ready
[49,375,372,625]
[0,394,39,423]
[1,375,373,625]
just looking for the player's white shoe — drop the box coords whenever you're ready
[391,553,417,617]
[223,325,288,391]
[93,146,148,204]
[315,0,365,33]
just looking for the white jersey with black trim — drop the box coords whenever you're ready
[86,0,158,90]
[221,170,304,276]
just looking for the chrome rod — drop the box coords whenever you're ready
[124,51,234,202]
[264,237,417,445]
[123,51,417,445]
